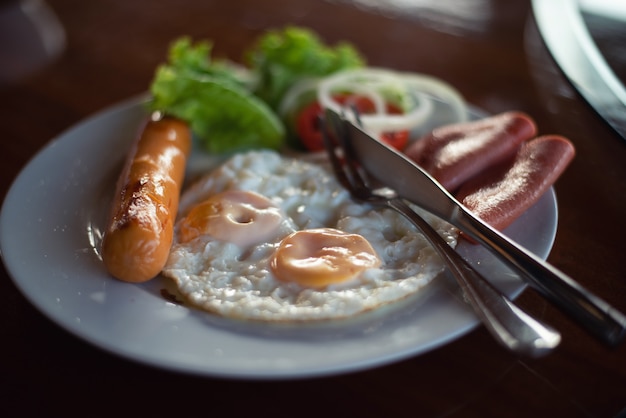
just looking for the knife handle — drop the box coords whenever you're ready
[454,208,626,347]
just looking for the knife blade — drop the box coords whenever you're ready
[325,108,626,347]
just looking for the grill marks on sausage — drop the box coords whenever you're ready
[101,117,191,282]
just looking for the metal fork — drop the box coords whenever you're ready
[321,111,561,357]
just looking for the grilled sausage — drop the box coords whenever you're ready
[101,116,191,282]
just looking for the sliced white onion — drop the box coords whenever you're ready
[401,72,468,123]
[317,67,467,136]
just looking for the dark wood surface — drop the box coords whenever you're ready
[2,1,625,416]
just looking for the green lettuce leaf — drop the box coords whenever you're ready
[245,26,366,111]
[148,37,285,153]
[148,29,365,154]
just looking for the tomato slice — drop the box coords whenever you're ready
[295,94,410,152]
[296,100,326,152]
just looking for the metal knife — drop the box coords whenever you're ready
[326,108,626,347]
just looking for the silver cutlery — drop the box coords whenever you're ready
[323,108,626,347]
[322,109,561,357]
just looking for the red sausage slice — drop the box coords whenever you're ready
[405,111,537,191]
[455,135,575,232]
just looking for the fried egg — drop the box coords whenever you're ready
[162,150,458,322]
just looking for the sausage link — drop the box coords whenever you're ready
[456,135,575,232]
[405,111,537,191]
[101,116,191,282]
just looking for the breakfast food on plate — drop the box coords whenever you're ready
[101,117,191,283]
[455,135,576,231]
[98,26,576,324]
[161,151,458,321]
[404,111,537,191]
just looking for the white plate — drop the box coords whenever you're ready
[0,97,557,379]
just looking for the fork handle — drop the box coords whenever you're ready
[389,199,561,357]
[453,206,626,347]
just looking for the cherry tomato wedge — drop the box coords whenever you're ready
[295,93,410,152]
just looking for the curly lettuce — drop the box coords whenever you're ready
[148,28,365,154]
[245,26,365,111]
[149,37,285,153]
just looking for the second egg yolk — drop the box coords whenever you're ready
[270,228,381,288]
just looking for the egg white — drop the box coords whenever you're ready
[162,150,458,322]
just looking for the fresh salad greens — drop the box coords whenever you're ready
[149,37,284,153]
[148,27,365,154]
[245,26,365,111]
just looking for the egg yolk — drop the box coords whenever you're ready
[178,190,284,247]
[270,228,381,288]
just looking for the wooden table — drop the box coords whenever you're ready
[2,0,625,416]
